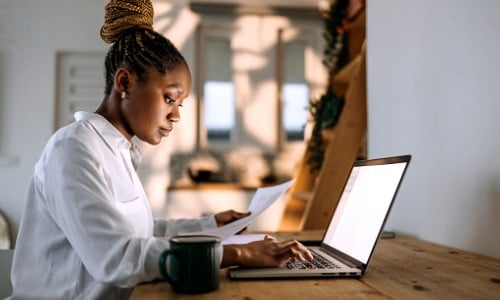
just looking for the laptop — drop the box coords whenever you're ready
[229,154,411,279]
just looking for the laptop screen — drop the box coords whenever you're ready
[322,157,409,264]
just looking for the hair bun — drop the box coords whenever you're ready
[100,0,154,44]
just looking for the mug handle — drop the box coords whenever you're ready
[159,249,181,285]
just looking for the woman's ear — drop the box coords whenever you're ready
[114,68,134,96]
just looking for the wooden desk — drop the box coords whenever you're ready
[132,231,500,299]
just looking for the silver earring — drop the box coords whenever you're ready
[121,91,126,99]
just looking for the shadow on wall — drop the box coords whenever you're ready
[137,2,194,213]
[154,3,185,35]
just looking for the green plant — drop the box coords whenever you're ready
[322,0,350,76]
[306,90,344,173]
[306,0,350,173]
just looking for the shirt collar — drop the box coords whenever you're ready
[74,111,143,168]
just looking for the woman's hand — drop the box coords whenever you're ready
[214,210,251,227]
[221,236,313,268]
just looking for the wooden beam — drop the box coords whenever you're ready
[301,43,367,230]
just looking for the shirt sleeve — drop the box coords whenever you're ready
[43,136,167,287]
[153,215,217,237]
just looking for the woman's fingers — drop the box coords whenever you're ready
[231,238,313,267]
[215,210,251,226]
[264,235,276,240]
[275,239,313,261]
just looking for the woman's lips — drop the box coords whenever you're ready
[159,127,172,137]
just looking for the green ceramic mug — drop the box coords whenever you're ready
[159,235,222,294]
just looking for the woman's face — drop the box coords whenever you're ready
[121,64,191,145]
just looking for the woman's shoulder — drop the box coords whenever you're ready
[38,112,125,166]
[35,119,107,169]
[50,119,100,148]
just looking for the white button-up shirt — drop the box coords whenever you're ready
[9,112,217,300]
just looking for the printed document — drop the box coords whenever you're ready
[179,180,294,240]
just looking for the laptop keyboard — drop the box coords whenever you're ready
[283,249,341,269]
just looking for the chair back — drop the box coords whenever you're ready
[0,249,13,299]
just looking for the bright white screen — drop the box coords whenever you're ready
[323,162,407,263]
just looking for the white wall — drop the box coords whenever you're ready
[368,0,500,259]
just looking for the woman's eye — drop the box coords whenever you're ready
[164,97,176,105]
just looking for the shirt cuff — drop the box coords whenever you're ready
[200,214,217,230]
[146,238,170,281]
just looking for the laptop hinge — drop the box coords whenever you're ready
[332,253,359,268]
[320,243,366,270]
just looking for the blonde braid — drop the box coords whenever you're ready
[100,0,154,44]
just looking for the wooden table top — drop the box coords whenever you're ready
[131,231,500,300]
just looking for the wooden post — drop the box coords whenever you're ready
[278,141,317,230]
[300,44,367,230]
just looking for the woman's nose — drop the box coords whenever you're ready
[168,107,180,123]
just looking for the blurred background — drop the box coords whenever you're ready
[0,0,499,260]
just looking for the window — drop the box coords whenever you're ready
[203,36,235,142]
[55,52,105,129]
[283,83,308,141]
[277,26,326,150]
[195,14,325,155]
[282,41,309,141]
[204,81,235,141]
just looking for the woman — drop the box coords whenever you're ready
[8,0,312,299]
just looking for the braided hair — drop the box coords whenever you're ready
[100,0,187,95]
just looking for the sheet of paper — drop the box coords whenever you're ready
[178,179,294,241]
[221,234,270,245]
